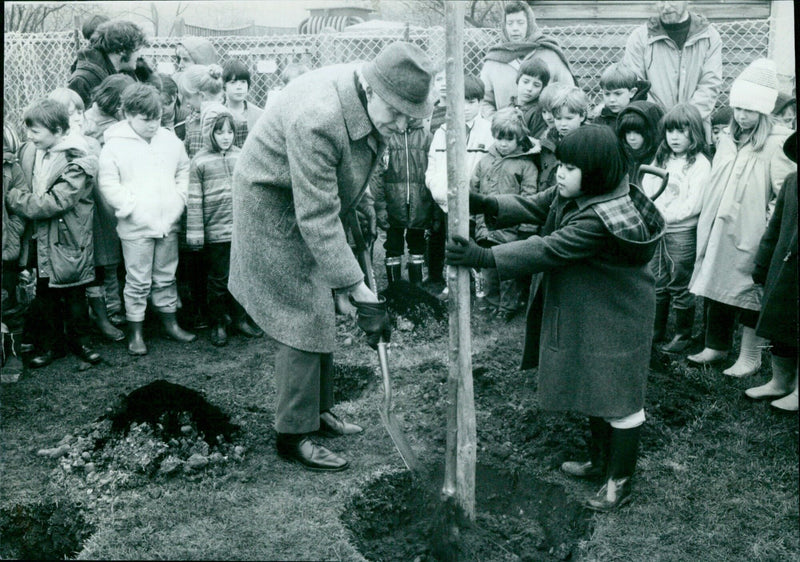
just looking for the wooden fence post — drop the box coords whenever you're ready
[442,0,476,522]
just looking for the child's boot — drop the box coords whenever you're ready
[88,296,125,342]
[210,323,228,347]
[561,417,610,480]
[586,425,640,512]
[688,347,728,365]
[127,321,147,356]
[723,326,766,377]
[746,355,796,399]
[653,300,669,344]
[385,256,402,286]
[770,363,798,411]
[661,306,694,353]
[157,310,197,343]
[408,254,425,285]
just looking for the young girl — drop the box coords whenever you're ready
[688,59,794,377]
[470,107,539,320]
[447,125,665,511]
[222,59,263,138]
[642,103,711,352]
[616,101,665,186]
[186,105,263,346]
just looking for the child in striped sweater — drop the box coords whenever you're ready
[186,104,263,346]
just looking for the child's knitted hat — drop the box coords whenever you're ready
[729,58,778,115]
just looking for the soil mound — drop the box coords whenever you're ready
[342,463,592,561]
[382,280,448,327]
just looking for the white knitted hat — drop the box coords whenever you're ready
[729,58,779,115]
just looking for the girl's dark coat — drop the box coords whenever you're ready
[491,181,665,418]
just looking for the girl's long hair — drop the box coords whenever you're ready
[654,103,709,168]
[730,110,776,152]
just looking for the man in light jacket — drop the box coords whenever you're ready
[620,1,722,137]
[229,42,434,472]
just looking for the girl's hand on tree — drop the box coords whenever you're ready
[445,235,495,269]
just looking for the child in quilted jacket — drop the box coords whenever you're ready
[186,104,263,346]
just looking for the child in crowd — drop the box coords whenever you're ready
[186,104,264,346]
[372,115,433,287]
[642,103,711,352]
[98,83,195,356]
[470,107,539,320]
[537,82,572,136]
[688,59,794,377]
[745,132,797,411]
[158,74,182,135]
[538,85,589,191]
[429,69,448,133]
[510,56,550,139]
[426,74,494,294]
[222,59,263,136]
[2,125,28,326]
[593,63,650,129]
[709,105,732,155]
[447,125,665,511]
[180,64,227,159]
[616,100,665,185]
[6,99,102,368]
[772,91,796,130]
[84,74,136,143]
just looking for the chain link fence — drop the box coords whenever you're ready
[3,19,772,135]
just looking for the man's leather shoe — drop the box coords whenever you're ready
[276,435,349,472]
[318,411,363,437]
[75,345,102,364]
[29,349,66,368]
[233,318,264,338]
[210,324,228,347]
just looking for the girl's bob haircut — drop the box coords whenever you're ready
[91,74,136,117]
[557,124,627,196]
[655,102,708,167]
[491,106,528,141]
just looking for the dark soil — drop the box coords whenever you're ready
[342,463,593,562]
[0,501,94,560]
[334,363,377,402]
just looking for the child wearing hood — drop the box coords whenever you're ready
[480,0,575,118]
[186,104,263,346]
[6,99,102,368]
[447,125,666,511]
[470,107,539,320]
[616,100,665,185]
[98,83,195,356]
[688,59,795,377]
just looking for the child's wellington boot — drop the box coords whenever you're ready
[561,417,610,480]
[662,306,694,353]
[770,370,798,412]
[723,326,766,377]
[88,296,125,342]
[385,256,402,286]
[127,321,147,356]
[158,311,197,343]
[586,425,640,512]
[408,254,425,285]
[746,355,796,399]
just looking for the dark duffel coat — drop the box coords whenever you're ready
[491,181,665,418]
[753,173,798,349]
[229,63,383,353]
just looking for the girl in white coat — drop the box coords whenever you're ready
[688,59,794,376]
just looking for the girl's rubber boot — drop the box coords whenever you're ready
[723,326,766,377]
[746,355,796,399]
[385,257,402,287]
[586,425,640,512]
[88,296,125,342]
[661,306,694,353]
[653,300,670,344]
[770,371,799,412]
[561,417,610,480]
[127,321,147,356]
[158,311,197,343]
[408,254,425,286]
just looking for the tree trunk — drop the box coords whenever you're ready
[442,0,476,523]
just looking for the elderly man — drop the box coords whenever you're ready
[68,20,148,107]
[229,42,434,472]
[621,1,722,133]
[480,0,575,118]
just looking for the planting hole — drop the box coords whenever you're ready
[342,463,592,561]
[0,501,94,560]
[334,363,375,403]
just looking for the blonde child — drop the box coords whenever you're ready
[688,59,794,376]
[642,103,711,351]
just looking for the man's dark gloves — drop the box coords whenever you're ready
[469,191,498,219]
[445,235,496,269]
[350,296,391,349]
[356,205,377,247]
